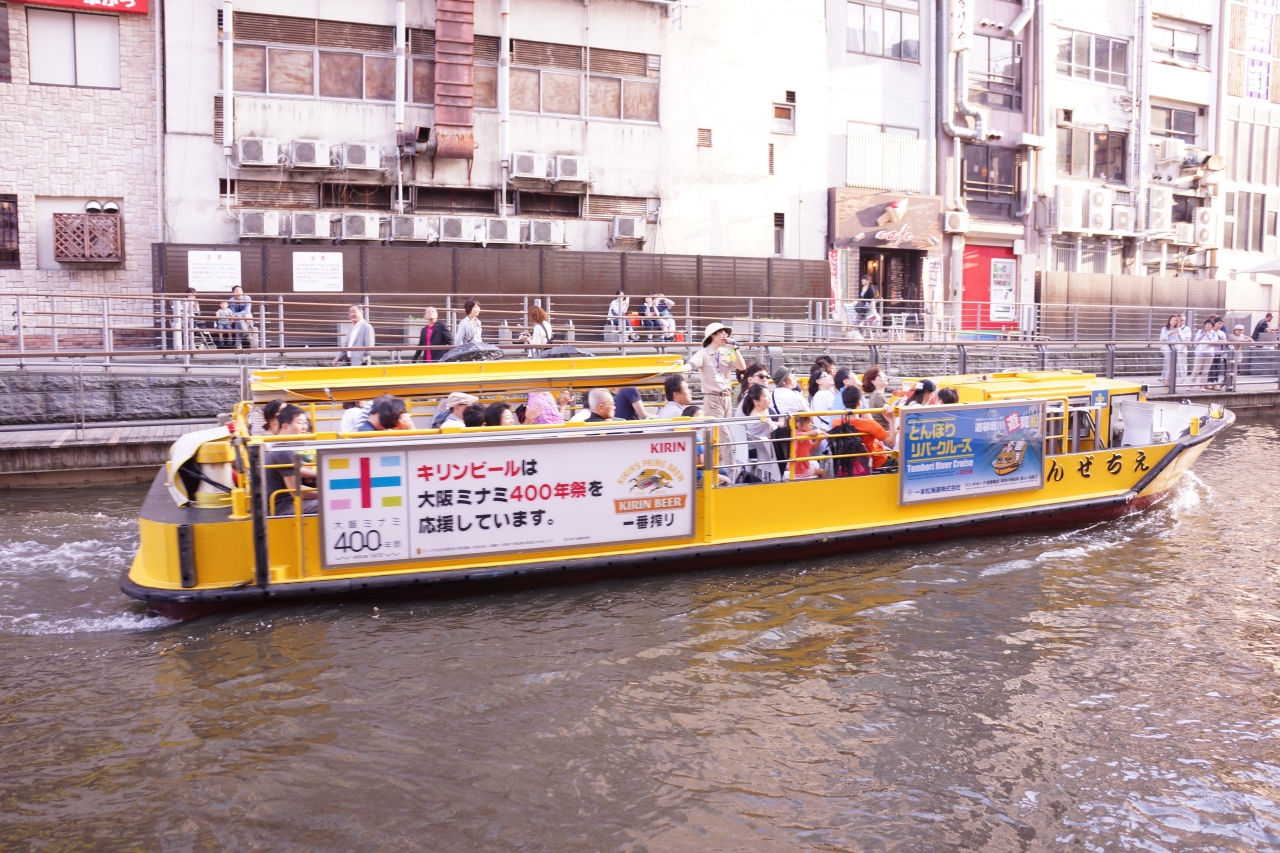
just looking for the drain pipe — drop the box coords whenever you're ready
[1007,0,1033,38]
[583,0,591,223]
[222,0,234,211]
[394,0,406,212]
[939,0,984,304]
[499,0,511,215]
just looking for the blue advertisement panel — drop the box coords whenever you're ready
[899,402,1046,505]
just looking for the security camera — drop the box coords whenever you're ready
[985,130,1005,141]
[84,200,103,213]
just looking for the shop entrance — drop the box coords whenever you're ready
[859,248,924,325]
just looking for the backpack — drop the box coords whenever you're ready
[827,416,871,477]
[768,393,791,477]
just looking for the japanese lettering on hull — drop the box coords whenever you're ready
[319,434,697,569]
[899,402,1046,504]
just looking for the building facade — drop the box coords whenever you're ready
[0,0,161,308]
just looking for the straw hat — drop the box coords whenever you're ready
[702,322,733,347]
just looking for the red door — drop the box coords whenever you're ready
[961,245,1018,333]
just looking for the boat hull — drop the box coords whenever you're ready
[122,410,1231,620]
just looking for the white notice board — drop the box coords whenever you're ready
[187,251,242,292]
[989,258,1017,323]
[317,433,698,570]
[292,252,344,292]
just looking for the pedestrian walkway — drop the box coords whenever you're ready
[0,421,212,489]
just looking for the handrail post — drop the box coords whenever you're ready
[182,305,191,368]
[957,343,967,375]
[15,295,25,366]
[259,302,268,367]
[1105,343,1115,379]
[277,295,285,350]
[50,302,59,355]
[1037,343,1047,371]
[101,296,112,364]
[1109,306,1117,341]
[1071,305,1079,341]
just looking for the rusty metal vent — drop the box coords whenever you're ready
[697,128,712,147]
[589,48,647,77]
[513,39,583,71]
[409,28,436,56]
[318,20,395,52]
[475,35,500,63]
[587,195,649,221]
[235,181,318,209]
[53,214,123,264]
[233,12,317,45]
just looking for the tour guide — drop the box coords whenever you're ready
[686,322,746,418]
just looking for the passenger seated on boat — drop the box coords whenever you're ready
[253,399,286,436]
[485,402,518,426]
[266,404,318,516]
[740,384,783,483]
[432,392,478,428]
[462,404,487,428]
[355,394,417,432]
[830,386,897,473]
[524,390,571,425]
[901,379,938,407]
[584,388,618,422]
[790,415,828,480]
[937,387,959,404]
[656,375,693,419]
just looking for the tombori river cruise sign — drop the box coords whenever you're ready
[899,402,1046,505]
[318,433,697,569]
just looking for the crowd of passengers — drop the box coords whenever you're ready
[255,344,963,512]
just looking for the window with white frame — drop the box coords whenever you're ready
[1056,126,1127,184]
[969,34,1022,111]
[1151,19,1203,65]
[26,8,119,88]
[1150,104,1198,145]
[1055,29,1129,87]
[773,104,795,133]
[847,0,920,62]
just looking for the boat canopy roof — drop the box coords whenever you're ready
[249,354,687,404]
[913,370,1142,402]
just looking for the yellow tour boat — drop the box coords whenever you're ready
[121,355,1232,619]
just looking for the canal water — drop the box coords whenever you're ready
[1,421,1278,852]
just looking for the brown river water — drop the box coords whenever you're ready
[1,419,1278,851]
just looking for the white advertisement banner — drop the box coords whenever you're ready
[187,250,241,292]
[293,252,344,292]
[318,434,697,570]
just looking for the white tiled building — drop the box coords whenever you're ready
[0,0,161,309]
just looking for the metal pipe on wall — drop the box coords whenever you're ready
[394,0,406,213]
[583,0,591,222]
[222,1,234,211]
[499,0,511,215]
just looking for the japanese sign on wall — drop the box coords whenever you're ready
[10,0,149,13]
[187,251,241,292]
[292,252,344,292]
[318,434,697,570]
[899,402,1045,505]
[989,258,1017,323]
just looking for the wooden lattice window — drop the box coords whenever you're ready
[52,213,123,263]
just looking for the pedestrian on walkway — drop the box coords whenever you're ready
[519,305,552,356]
[455,299,482,346]
[414,307,453,362]
[334,305,375,366]
[228,286,254,348]
[1190,318,1216,388]
[607,290,630,340]
[1159,315,1181,392]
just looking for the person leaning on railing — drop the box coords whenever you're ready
[685,322,745,419]
[228,285,254,348]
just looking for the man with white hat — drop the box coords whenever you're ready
[685,322,746,419]
[438,392,480,428]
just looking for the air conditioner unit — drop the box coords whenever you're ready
[1112,205,1134,232]
[290,211,334,239]
[1174,222,1196,244]
[1055,183,1082,231]
[484,217,520,244]
[239,210,282,238]
[237,137,279,167]
[1147,187,1174,232]
[289,140,332,169]
[1158,137,1187,163]
[943,210,970,233]
[1055,108,1074,127]
[1087,186,1114,231]
[339,143,382,171]
[341,212,382,240]
[554,155,588,183]
[390,214,439,242]
[1194,207,1218,246]
[526,219,565,245]
[510,152,550,180]
[611,215,646,242]
[438,215,483,243]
